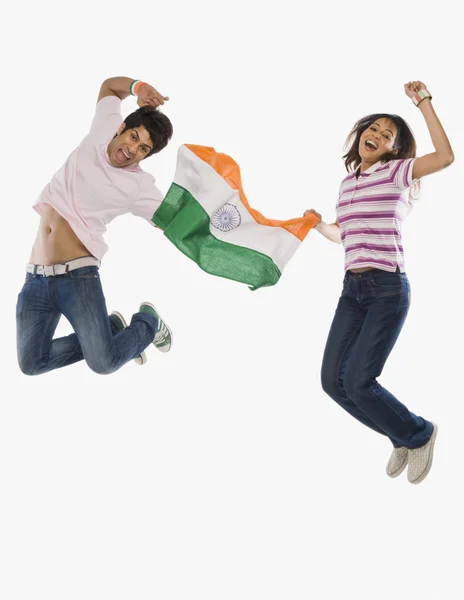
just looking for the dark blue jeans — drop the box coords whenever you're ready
[321,268,433,449]
[16,266,158,376]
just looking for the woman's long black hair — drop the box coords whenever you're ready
[343,113,417,172]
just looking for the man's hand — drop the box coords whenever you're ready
[137,84,169,108]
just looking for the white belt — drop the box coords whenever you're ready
[26,256,101,277]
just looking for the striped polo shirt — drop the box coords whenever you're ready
[336,158,417,273]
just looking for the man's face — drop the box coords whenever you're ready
[107,124,153,168]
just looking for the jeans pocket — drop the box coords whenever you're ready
[369,274,402,298]
[68,266,99,279]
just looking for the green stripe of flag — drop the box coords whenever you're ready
[153,183,281,290]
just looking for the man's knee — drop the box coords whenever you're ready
[18,355,41,376]
[85,357,118,376]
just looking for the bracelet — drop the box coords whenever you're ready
[130,80,147,96]
[412,88,432,107]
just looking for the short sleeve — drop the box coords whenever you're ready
[393,158,418,191]
[89,96,123,143]
[131,173,164,222]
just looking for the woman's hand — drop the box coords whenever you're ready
[404,80,427,99]
[304,208,322,224]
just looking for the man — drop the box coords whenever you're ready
[17,77,174,375]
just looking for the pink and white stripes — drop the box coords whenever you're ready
[336,159,417,272]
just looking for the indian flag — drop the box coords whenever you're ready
[153,145,318,290]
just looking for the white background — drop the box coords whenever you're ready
[1,1,463,599]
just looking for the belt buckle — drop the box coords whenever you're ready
[44,264,56,277]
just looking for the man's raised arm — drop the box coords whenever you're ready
[97,77,169,107]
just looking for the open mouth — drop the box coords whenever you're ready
[365,139,378,151]
[114,148,132,165]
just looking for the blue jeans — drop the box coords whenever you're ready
[16,266,158,376]
[321,268,433,449]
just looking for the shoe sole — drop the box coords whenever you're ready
[387,457,408,478]
[111,311,147,366]
[409,424,438,485]
[140,302,173,353]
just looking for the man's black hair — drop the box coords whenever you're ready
[122,106,173,157]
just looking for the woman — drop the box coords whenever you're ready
[306,81,454,485]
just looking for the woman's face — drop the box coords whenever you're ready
[358,118,399,164]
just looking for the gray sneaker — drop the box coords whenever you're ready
[110,311,147,366]
[139,302,172,353]
[407,423,438,485]
[386,447,408,478]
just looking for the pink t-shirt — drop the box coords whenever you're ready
[33,96,163,260]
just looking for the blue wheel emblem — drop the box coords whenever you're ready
[211,203,241,232]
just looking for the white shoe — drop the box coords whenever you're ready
[386,447,408,478]
[110,311,147,366]
[407,424,438,485]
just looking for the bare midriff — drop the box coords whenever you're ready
[29,204,93,265]
[349,267,375,273]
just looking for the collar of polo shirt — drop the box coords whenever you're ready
[357,160,387,177]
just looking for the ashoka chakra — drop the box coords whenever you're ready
[211,203,241,232]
